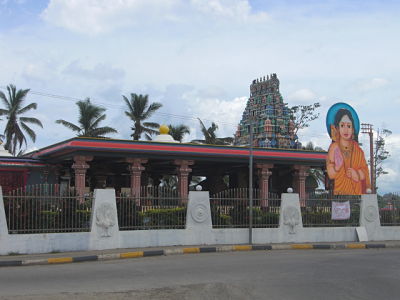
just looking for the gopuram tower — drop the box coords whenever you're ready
[234,74,298,149]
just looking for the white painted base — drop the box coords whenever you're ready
[0,189,399,255]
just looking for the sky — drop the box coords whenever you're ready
[0,0,399,193]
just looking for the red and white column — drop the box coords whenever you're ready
[174,159,194,204]
[72,155,93,198]
[293,165,309,206]
[256,164,273,209]
[127,158,148,205]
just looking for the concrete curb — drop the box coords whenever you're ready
[0,242,392,268]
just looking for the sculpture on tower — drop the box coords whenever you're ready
[234,74,298,149]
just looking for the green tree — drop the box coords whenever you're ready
[0,84,43,156]
[374,128,392,189]
[302,141,325,186]
[290,102,320,138]
[168,124,190,142]
[191,118,233,145]
[56,98,117,137]
[123,93,162,140]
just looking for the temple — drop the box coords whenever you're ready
[234,74,298,149]
[0,74,327,201]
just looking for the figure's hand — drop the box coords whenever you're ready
[334,147,344,171]
[346,168,360,182]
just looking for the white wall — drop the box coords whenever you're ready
[0,189,399,255]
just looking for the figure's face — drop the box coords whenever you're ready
[338,115,353,141]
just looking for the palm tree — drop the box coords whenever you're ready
[168,124,190,142]
[0,84,43,156]
[56,98,117,137]
[191,118,233,145]
[123,93,162,141]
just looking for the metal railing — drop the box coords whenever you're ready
[3,184,92,234]
[116,186,186,230]
[301,192,361,227]
[379,193,400,226]
[210,188,281,228]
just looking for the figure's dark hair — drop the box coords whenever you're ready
[334,108,357,142]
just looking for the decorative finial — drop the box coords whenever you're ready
[159,125,169,135]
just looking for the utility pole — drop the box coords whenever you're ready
[361,123,374,193]
[248,121,254,245]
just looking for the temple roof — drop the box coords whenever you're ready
[23,137,326,166]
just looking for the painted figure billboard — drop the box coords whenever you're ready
[326,103,371,195]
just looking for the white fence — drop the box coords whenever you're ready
[1,188,400,255]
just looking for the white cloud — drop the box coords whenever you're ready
[41,0,180,35]
[183,91,247,139]
[190,0,268,21]
[354,78,388,92]
[287,88,317,103]
[63,61,125,82]
[41,0,268,35]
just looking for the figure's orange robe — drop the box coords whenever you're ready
[331,141,371,195]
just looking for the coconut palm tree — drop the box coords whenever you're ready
[168,124,190,142]
[0,84,43,156]
[191,118,233,145]
[55,98,117,138]
[123,93,162,141]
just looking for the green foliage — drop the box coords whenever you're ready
[123,93,162,140]
[4,196,92,234]
[56,98,117,138]
[116,196,185,230]
[0,84,43,155]
[290,102,320,137]
[301,204,360,227]
[211,202,279,228]
[139,207,186,229]
[191,118,233,145]
[374,128,392,188]
[379,210,400,226]
[168,124,190,142]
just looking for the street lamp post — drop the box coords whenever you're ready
[249,121,254,245]
[361,123,374,193]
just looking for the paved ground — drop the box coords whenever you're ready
[1,248,399,299]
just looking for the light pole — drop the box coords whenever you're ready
[248,121,254,245]
[361,123,374,193]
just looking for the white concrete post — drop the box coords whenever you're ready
[185,191,213,244]
[280,192,303,235]
[89,189,120,250]
[360,194,381,241]
[186,191,212,230]
[0,187,9,255]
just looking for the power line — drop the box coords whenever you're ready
[0,85,241,126]
[0,85,362,141]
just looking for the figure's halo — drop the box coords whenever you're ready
[326,102,360,138]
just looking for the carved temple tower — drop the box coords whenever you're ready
[234,74,298,149]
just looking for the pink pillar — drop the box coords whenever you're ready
[174,159,194,204]
[256,164,273,209]
[127,158,148,205]
[72,155,93,198]
[293,165,309,206]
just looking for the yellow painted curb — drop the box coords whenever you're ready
[48,257,73,264]
[291,244,313,249]
[346,243,366,249]
[183,248,200,254]
[120,251,144,258]
[233,245,252,251]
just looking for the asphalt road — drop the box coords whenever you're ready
[0,249,399,299]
